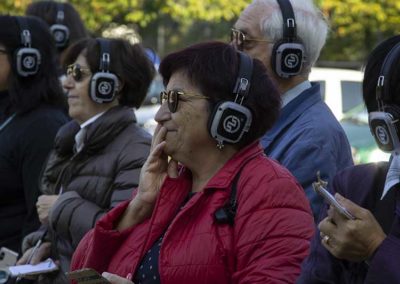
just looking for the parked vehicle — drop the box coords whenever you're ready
[310,67,364,121]
[135,75,162,134]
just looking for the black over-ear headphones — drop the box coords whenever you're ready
[208,51,253,149]
[14,17,41,77]
[89,39,120,104]
[50,3,69,48]
[368,42,400,153]
[271,0,305,78]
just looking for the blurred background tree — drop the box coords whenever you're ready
[1,0,399,67]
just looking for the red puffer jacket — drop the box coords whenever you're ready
[71,142,314,283]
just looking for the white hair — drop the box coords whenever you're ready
[252,0,329,74]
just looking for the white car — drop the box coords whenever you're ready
[310,67,364,121]
[135,75,162,134]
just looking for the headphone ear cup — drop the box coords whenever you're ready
[14,47,41,77]
[271,39,305,78]
[89,72,119,104]
[208,101,252,145]
[369,106,400,153]
[50,24,69,48]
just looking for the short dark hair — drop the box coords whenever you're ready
[62,38,155,108]
[363,35,400,113]
[26,1,88,52]
[159,41,281,148]
[0,15,66,115]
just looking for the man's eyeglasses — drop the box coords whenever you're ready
[160,90,208,113]
[231,28,273,50]
[66,64,91,82]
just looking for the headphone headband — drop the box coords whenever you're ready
[97,38,111,72]
[56,3,65,23]
[277,0,296,39]
[16,17,32,47]
[233,51,253,104]
[376,42,400,104]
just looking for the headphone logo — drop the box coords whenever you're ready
[22,56,36,69]
[223,115,242,133]
[98,81,112,95]
[53,30,66,43]
[375,126,389,145]
[284,53,299,69]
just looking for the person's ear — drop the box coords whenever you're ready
[117,79,124,93]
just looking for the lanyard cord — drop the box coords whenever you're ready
[0,113,16,133]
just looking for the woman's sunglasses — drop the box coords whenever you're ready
[160,90,208,113]
[66,64,91,82]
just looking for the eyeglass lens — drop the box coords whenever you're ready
[231,29,244,50]
[160,91,179,113]
[67,64,83,81]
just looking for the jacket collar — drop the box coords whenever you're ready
[261,82,321,149]
[170,141,263,191]
[54,106,136,156]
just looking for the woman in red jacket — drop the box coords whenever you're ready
[71,42,315,284]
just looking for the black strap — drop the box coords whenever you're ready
[214,158,253,226]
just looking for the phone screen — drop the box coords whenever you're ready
[313,183,355,220]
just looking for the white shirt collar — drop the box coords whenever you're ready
[74,112,105,153]
[281,81,312,108]
[79,112,105,129]
[382,153,400,199]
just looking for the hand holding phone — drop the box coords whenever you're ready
[67,268,111,284]
[313,172,355,220]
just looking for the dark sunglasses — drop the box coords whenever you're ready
[66,63,91,82]
[230,28,273,50]
[160,90,208,113]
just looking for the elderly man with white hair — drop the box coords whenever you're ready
[233,0,353,220]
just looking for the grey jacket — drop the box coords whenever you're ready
[23,106,151,283]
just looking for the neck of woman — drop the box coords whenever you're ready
[185,144,238,193]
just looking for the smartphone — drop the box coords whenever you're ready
[0,247,18,267]
[66,268,111,284]
[313,182,355,220]
[0,247,18,284]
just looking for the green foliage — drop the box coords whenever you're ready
[0,0,399,63]
[319,0,400,62]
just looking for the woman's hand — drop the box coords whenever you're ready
[136,125,178,206]
[102,272,134,284]
[117,124,178,230]
[36,195,59,224]
[318,193,386,262]
[16,242,52,265]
